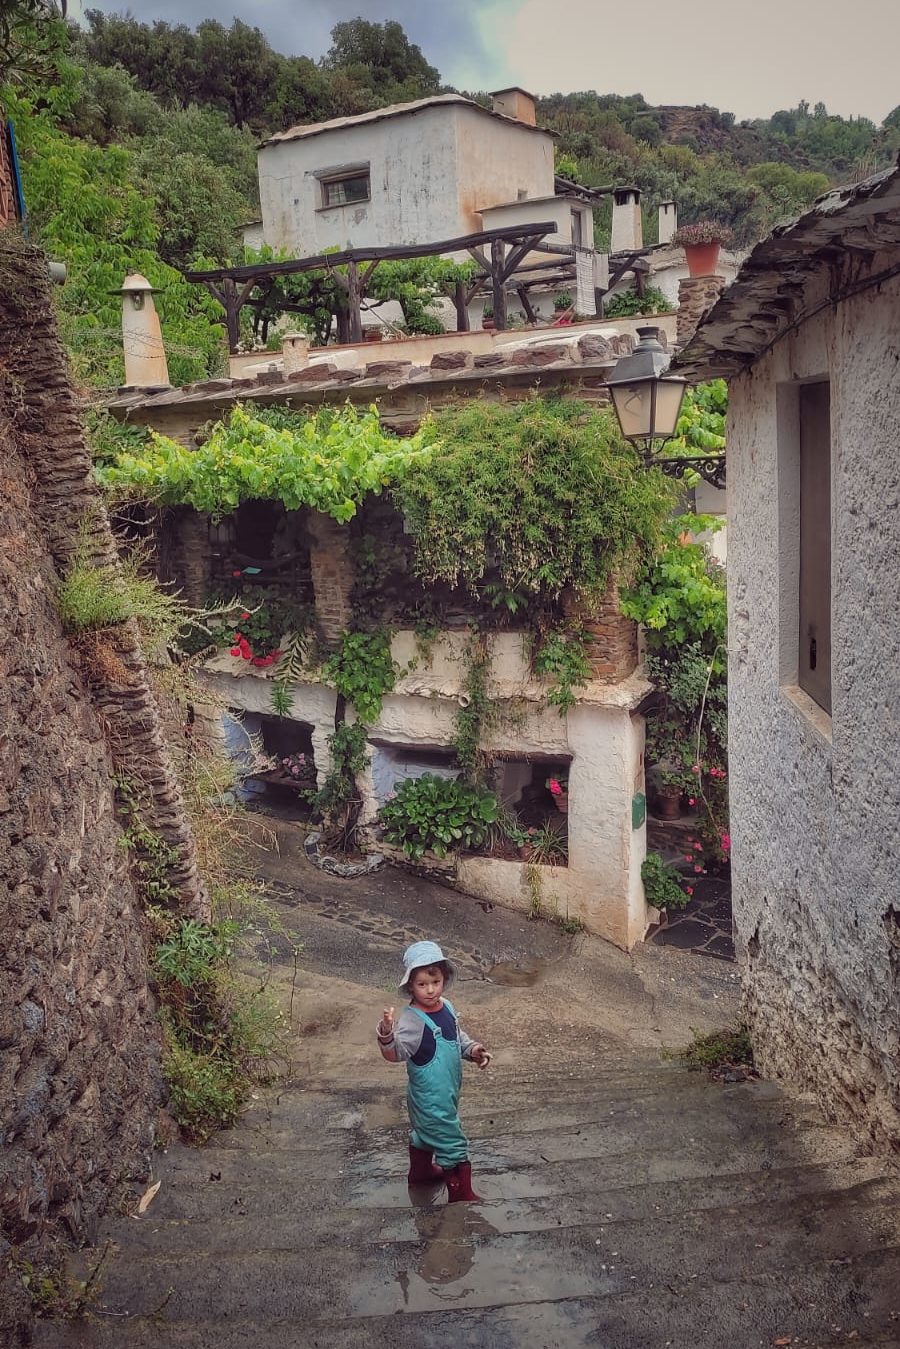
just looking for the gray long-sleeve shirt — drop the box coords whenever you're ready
[389,1001,479,1066]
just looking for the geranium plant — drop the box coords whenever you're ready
[546,775,568,797]
[671,220,734,248]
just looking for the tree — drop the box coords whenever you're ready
[0,0,67,83]
[323,19,441,99]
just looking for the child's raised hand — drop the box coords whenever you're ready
[378,1007,395,1037]
[470,1044,493,1070]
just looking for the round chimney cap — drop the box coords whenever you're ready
[112,273,162,296]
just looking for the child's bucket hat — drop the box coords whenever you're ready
[399,940,456,990]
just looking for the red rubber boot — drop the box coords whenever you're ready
[407,1144,445,1185]
[445,1160,482,1203]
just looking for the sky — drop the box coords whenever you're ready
[74,0,900,125]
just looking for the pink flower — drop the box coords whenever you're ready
[693,842,702,851]
[548,779,562,796]
[229,646,240,657]
[691,764,701,775]
[693,864,703,873]
[688,797,696,806]
[684,855,693,863]
[721,833,731,850]
[685,886,694,896]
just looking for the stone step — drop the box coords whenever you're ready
[106,1161,900,1255]
[56,1235,900,1329]
[33,1290,899,1349]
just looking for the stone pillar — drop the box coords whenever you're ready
[676,274,727,348]
[564,579,639,683]
[658,200,677,245]
[308,511,355,641]
[611,187,643,253]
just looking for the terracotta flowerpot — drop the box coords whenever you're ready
[684,242,721,278]
[482,318,495,331]
[518,843,535,861]
[363,328,383,342]
[655,788,682,820]
[553,793,569,814]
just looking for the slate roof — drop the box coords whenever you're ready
[674,158,900,381]
[261,93,551,148]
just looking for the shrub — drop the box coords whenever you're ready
[58,548,186,646]
[679,1026,754,1074]
[641,851,692,911]
[602,285,673,318]
[397,398,675,613]
[378,773,499,859]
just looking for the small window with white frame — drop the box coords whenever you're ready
[319,167,370,209]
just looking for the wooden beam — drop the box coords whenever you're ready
[516,287,538,324]
[501,232,551,281]
[453,280,470,332]
[183,222,559,285]
[346,259,363,343]
[491,238,507,330]
[466,246,490,273]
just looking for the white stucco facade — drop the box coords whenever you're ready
[724,259,900,1143]
[202,629,653,950]
[257,100,555,256]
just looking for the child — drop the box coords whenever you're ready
[376,940,492,1203]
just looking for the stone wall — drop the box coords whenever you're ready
[725,262,900,1147]
[307,512,355,642]
[0,239,204,1340]
[676,274,727,348]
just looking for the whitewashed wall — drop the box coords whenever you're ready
[725,258,900,1143]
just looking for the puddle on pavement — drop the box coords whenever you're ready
[486,958,547,987]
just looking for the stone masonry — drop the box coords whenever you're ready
[307,511,355,642]
[676,274,727,348]
[0,238,207,1342]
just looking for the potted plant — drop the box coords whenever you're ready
[481,305,495,331]
[524,821,568,866]
[671,220,734,278]
[546,774,569,813]
[641,850,692,919]
[653,766,685,820]
[363,327,383,343]
[553,291,573,325]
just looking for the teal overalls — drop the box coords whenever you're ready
[405,999,469,1169]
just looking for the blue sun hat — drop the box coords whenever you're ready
[399,940,456,990]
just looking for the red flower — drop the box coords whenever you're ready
[688,797,696,806]
[229,646,240,657]
[232,570,242,578]
[241,611,250,620]
[685,886,694,895]
[721,833,732,850]
[693,842,702,851]
[693,864,703,873]
[241,650,251,660]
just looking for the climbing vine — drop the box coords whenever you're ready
[532,628,592,714]
[321,628,399,725]
[452,633,493,783]
[98,403,431,522]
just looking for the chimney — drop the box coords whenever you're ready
[490,87,537,126]
[117,273,170,388]
[658,200,677,245]
[611,187,643,252]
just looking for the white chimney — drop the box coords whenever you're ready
[610,187,643,253]
[118,274,169,388]
[658,200,677,245]
[490,87,537,126]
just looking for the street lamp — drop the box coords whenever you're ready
[605,325,687,464]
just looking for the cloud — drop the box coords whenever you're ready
[79,0,519,90]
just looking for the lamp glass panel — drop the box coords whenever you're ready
[652,379,688,438]
[610,381,653,439]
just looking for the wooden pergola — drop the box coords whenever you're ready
[183,222,575,350]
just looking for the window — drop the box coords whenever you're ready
[571,208,584,248]
[797,381,832,712]
[320,169,370,208]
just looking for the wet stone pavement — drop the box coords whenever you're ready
[34,834,900,1349]
[648,876,736,961]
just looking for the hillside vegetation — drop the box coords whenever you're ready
[6,10,900,385]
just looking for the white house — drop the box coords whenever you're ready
[254,89,605,324]
[675,159,900,1147]
[257,89,557,255]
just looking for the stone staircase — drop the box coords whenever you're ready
[34,1042,900,1348]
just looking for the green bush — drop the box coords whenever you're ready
[153,918,240,988]
[602,285,673,317]
[378,773,499,859]
[533,628,592,714]
[641,851,691,911]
